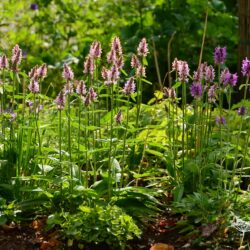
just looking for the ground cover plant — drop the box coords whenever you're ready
[0,36,249,250]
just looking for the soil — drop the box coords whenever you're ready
[0,212,243,250]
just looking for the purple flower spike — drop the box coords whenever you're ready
[30,3,38,10]
[137,38,149,57]
[76,80,87,96]
[238,106,247,116]
[216,116,226,125]
[221,68,238,87]
[208,85,217,103]
[123,77,135,95]
[205,65,215,83]
[220,68,230,84]
[114,110,123,124]
[241,57,250,77]
[28,80,40,93]
[0,55,9,70]
[83,55,95,76]
[55,91,66,110]
[62,64,74,81]
[214,47,227,65]
[190,82,203,99]
[229,73,238,87]
[193,63,207,82]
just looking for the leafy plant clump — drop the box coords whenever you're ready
[0,32,250,249]
[48,204,141,249]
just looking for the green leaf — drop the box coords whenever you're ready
[9,71,14,80]
[145,149,163,158]
[121,69,128,76]
[142,57,148,66]
[79,206,91,213]
[173,81,182,89]
[173,184,184,202]
[141,78,152,85]
[154,90,163,100]
[239,84,247,90]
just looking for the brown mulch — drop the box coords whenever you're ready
[0,212,242,250]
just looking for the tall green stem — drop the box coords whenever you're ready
[243,77,249,100]
[181,81,186,169]
[2,69,6,153]
[67,92,72,191]
[121,96,130,187]
[135,77,142,131]
[85,107,89,188]
[108,84,114,199]
[11,73,16,111]
[59,109,62,193]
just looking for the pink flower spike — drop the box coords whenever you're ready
[89,41,102,59]
[28,80,40,93]
[38,63,47,79]
[55,91,66,110]
[114,110,123,124]
[123,77,135,95]
[137,38,149,57]
[111,37,123,56]
[107,49,117,64]
[131,54,140,69]
[11,44,22,71]
[84,93,91,107]
[116,56,124,70]
[29,65,39,80]
[178,61,189,83]
[172,58,179,71]
[0,55,9,70]
[63,82,74,95]
[205,65,215,83]
[83,55,95,76]
[101,67,109,80]
[76,80,87,96]
[62,64,74,81]
[89,87,97,102]
[208,84,217,103]
[110,65,120,82]
[136,65,146,78]
[163,87,176,100]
